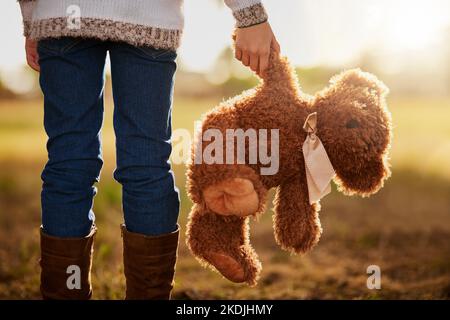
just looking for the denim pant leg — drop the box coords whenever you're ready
[109,43,180,236]
[38,38,107,238]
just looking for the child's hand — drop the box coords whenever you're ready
[234,22,280,77]
[25,38,40,72]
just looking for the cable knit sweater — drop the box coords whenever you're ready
[17,0,268,50]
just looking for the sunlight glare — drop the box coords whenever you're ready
[386,2,441,51]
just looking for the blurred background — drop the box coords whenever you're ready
[0,0,449,299]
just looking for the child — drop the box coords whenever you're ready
[19,0,279,300]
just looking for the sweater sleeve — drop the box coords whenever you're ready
[224,0,268,28]
[18,0,36,37]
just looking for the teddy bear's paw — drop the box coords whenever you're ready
[204,252,246,283]
[275,224,322,255]
[203,178,259,217]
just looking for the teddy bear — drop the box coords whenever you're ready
[185,52,392,286]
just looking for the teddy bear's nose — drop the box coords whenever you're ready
[346,119,360,129]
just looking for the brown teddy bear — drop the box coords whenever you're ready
[186,52,392,286]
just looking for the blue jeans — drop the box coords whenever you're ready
[38,38,180,238]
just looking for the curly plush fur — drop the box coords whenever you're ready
[186,52,392,286]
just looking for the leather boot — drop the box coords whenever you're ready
[121,224,179,300]
[40,227,96,300]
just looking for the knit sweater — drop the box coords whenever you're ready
[18,0,268,50]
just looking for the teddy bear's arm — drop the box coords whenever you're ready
[186,204,262,285]
[273,175,322,254]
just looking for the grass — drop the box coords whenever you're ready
[0,96,449,299]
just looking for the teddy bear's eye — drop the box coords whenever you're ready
[346,119,360,129]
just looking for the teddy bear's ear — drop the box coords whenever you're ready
[327,69,389,110]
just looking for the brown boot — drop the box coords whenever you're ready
[121,225,179,300]
[40,227,96,300]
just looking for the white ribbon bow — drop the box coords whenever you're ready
[302,112,336,204]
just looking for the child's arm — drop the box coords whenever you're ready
[18,0,39,71]
[18,0,36,37]
[224,0,268,28]
[224,1,280,77]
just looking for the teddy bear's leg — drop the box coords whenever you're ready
[273,177,322,254]
[186,204,261,285]
[201,165,267,217]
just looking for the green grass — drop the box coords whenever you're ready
[1,96,449,177]
[0,96,449,299]
[388,97,450,179]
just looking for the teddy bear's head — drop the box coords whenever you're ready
[313,69,392,197]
